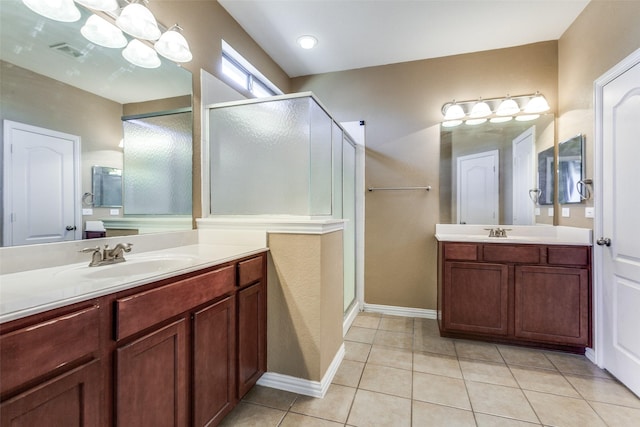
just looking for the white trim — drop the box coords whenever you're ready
[101,216,192,232]
[343,302,360,336]
[256,343,345,398]
[197,217,345,235]
[592,47,640,368]
[363,303,437,319]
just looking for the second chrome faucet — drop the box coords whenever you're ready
[80,243,133,267]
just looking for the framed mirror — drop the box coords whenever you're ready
[557,134,585,204]
[92,166,122,208]
[439,114,555,225]
[1,0,193,247]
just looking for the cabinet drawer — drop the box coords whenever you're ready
[444,243,478,261]
[483,245,540,264]
[1,305,100,394]
[547,246,590,266]
[238,256,264,288]
[116,265,235,340]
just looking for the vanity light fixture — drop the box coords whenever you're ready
[74,0,118,12]
[154,24,192,63]
[489,116,513,123]
[22,0,81,22]
[496,96,520,116]
[469,99,492,118]
[523,91,550,114]
[122,38,161,68]
[297,35,318,49]
[116,0,161,41]
[441,92,551,127]
[81,14,127,48]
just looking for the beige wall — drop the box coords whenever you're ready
[291,42,558,310]
[557,0,640,227]
[267,232,343,381]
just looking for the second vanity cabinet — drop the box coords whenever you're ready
[0,251,267,427]
[438,242,591,352]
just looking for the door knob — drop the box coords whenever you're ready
[66,225,77,231]
[596,237,611,246]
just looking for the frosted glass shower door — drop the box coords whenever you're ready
[343,138,356,313]
[123,112,192,215]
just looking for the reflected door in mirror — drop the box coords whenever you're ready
[456,150,499,225]
[2,120,80,246]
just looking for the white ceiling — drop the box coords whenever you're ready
[218,0,590,78]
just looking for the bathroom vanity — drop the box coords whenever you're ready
[0,246,267,427]
[436,225,592,353]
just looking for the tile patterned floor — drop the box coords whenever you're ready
[221,312,640,426]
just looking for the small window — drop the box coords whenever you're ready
[222,55,249,89]
[221,40,282,98]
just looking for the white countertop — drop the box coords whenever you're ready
[435,224,592,246]
[0,243,267,324]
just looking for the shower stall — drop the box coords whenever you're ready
[206,93,358,314]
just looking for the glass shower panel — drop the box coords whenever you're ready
[209,97,311,215]
[309,100,332,216]
[332,122,343,219]
[123,112,192,215]
[343,137,356,312]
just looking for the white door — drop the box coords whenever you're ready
[2,120,81,246]
[595,49,640,397]
[512,127,535,225]
[457,150,499,224]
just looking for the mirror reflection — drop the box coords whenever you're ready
[439,114,554,225]
[0,0,193,247]
[557,134,585,204]
[92,166,122,208]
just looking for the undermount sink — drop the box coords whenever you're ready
[56,254,203,280]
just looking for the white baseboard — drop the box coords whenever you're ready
[256,343,345,398]
[585,347,596,364]
[363,303,437,319]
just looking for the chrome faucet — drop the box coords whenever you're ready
[80,243,133,267]
[484,227,511,238]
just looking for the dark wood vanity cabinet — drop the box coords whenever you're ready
[0,251,267,427]
[438,242,591,352]
[0,303,102,426]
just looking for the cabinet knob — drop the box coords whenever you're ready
[596,237,611,247]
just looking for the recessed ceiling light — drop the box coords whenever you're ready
[297,35,317,49]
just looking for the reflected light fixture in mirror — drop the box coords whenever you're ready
[122,38,161,68]
[75,0,118,12]
[22,0,80,22]
[154,24,192,63]
[441,92,550,127]
[81,14,127,48]
[116,0,161,40]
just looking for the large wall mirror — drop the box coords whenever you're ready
[1,0,193,247]
[439,114,555,225]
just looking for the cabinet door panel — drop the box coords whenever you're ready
[514,266,589,345]
[193,296,236,427]
[116,319,187,427]
[237,282,266,398]
[443,262,509,335]
[1,360,100,427]
[1,304,99,394]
